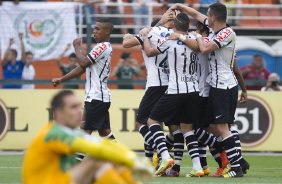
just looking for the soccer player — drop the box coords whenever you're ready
[52,18,115,140]
[170,2,244,178]
[22,90,153,184]
[143,12,204,177]
[123,10,183,168]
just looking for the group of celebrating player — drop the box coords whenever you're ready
[123,2,250,178]
[22,2,251,184]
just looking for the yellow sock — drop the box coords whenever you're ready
[94,165,127,184]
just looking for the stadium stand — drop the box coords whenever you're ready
[0,1,281,89]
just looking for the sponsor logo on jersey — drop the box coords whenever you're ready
[177,40,184,45]
[160,32,170,37]
[234,95,273,147]
[0,99,9,141]
[216,27,232,42]
[158,38,168,47]
[91,43,107,59]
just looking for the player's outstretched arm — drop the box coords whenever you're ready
[170,3,207,24]
[233,58,247,103]
[122,34,140,48]
[193,33,218,54]
[2,38,14,66]
[73,38,92,68]
[168,33,199,52]
[52,66,85,87]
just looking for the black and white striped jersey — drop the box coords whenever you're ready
[135,26,173,89]
[157,33,199,94]
[197,50,210,97]
[204,19,238,89]
[85,42,112,102]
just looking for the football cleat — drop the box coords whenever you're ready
[223,168,244,178]
[203,167,211,176]
[155,158,174,176]
[220,151,229,169]
[212,168,224,177]
[152,153,159,169]
[240,158,250,174]
[162,165,180,177]
[186,169,205,177]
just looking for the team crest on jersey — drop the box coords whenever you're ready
[160,32,170,37]
[216,27,232,42]
[177,40,184,45]
[91,43,107,60]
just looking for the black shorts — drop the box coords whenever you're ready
[207,85,238,124]
[150,92,199,125]
[196,96,210,129]
[83,100,111,131]
[136,86,168,124]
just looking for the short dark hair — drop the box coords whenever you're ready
[10,49,17,58]
[209,3,227,23]
[97,18,114,33]
[196,22,209,36]
[151,18,161,27]
[174,12,190,32]
[69,53,76,58]
[51,90,74,112]
[25,51,33,56]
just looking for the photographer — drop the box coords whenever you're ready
[261,73,282,91]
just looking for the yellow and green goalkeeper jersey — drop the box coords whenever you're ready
[22,122,135,184]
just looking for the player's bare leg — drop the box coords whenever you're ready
[180,123,204,177]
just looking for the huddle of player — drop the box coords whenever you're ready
[123,2,250,178]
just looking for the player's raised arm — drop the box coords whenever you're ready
[73,38,92,68]
[170,3,207,24]
[52,66,85,87]
[122,33,141,48]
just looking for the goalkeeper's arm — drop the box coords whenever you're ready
[71,136,135,168]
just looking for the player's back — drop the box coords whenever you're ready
[22,123,78,184]
[157,33,199,94]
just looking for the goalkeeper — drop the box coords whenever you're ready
[22,90,153,184]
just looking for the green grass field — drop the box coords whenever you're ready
[0,154,282,184]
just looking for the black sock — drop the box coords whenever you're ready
[198,142,208,169]
[184,131,201,170]
[165,133,174,150]
[220,134,241,170]
[195,128,223,152]
[230,127,242,161]
[139,125,154,158]
[172,129,184,168]
[209,146,222,168]
[104,132,115,139]
[149,124,169,159]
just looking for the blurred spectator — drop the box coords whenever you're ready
[102,0,127,34]
[22,51,36,89]
[199,0,218,15]
[220,0,242,26]
[261,73,282,92]
[111,52,141,89]
[241,54,270,90]
[56,44,79,89]
[133,0,150,34]
[2,34,26,89]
